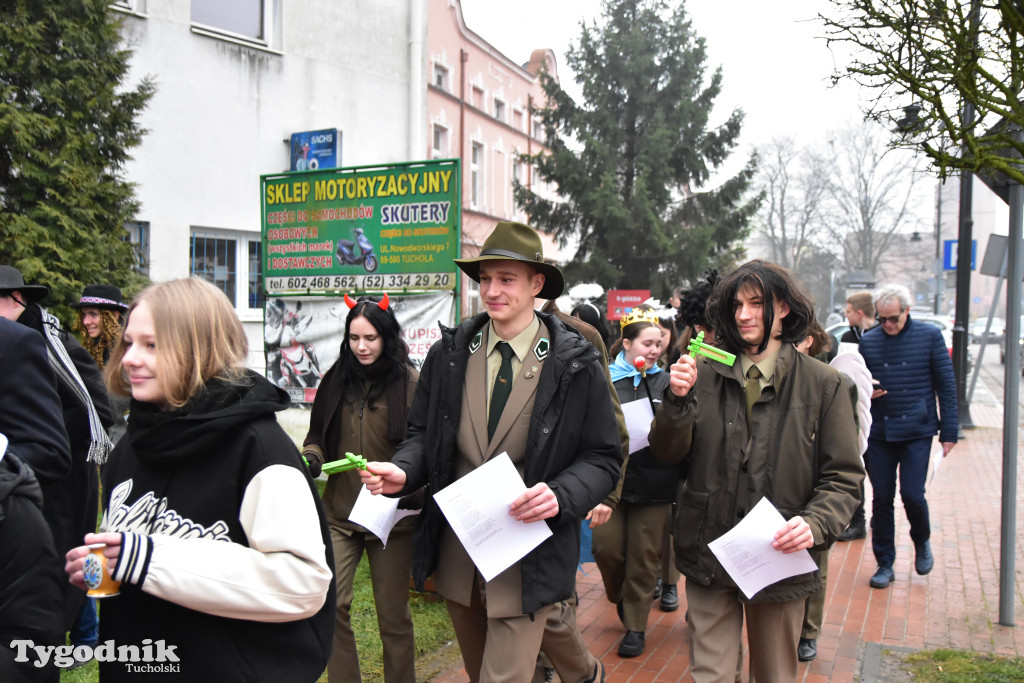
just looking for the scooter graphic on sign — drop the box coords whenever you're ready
[336,227,379,272]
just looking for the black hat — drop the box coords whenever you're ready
[453,221,564,299]
[71,284,128,312]
[0,265,50,304]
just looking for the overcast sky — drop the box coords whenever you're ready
[460,0,868,186]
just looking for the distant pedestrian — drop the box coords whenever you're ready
[837,291,876,542]
[859,283,957,590]
[840,291,875,344]
[593,308,674,657]
[795,318,867,663]
[71,284,128,370]
[569,301,612,356]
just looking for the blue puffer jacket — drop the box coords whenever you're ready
[859,316,958,443]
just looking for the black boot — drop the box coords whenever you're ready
[618,630,645,657]
[798,637,817,661]
[659,583,679,612]
[838,520,866,541]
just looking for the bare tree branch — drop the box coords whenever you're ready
[823,0,1024,184]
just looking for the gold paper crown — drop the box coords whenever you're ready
[619,308,660,330]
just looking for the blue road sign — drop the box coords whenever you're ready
[943,239,977,271]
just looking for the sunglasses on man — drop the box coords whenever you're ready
[876,313,903,325]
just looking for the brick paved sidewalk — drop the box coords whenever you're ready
[432,401,1024,682]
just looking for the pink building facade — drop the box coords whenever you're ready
[427,0,563,316]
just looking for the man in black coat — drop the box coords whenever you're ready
[362,222,621,683]
[0,315,72,484]
[0,267,113,630]
[0,316,69,683]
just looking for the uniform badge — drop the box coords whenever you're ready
[469,331,482,354]
[533,338,550,361]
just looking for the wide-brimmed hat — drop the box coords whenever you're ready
[71,284,128,312]
[454,221,564,299]
[0,265,50,304]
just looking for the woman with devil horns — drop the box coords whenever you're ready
[301,293,421,683]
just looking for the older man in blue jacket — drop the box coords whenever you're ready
[859,284,957,590]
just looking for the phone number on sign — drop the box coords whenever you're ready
[264,273,455,293]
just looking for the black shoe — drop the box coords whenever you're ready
[587,660,605,683]
[652,577,663,601]
[915,541,934,575]
[838,521,867,542]
[659,583,679,612]
[870,565,894,589]
[797,637,817,661]
[617,630,645,658]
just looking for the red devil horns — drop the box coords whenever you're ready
[344,293,390,310]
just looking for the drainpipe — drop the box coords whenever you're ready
[408,0,424,160]
[527,94,533,190]
[459,49,467,179]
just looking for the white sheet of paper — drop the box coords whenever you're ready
[433,452,553,581]
[0,433,6,462]
[621,399,655,454]
[929,440,944,483]
[348,484,420,547]
[707,497,819,599]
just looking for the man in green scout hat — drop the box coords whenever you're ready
[362,221,621,683]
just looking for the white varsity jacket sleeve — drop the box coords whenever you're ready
[109,464,332,623]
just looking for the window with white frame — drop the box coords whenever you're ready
[471,142,484,208]
[513,109,524,132]
[124,221,150,275]
[248,241,264,309]
[432,124,448,159]
[472,86,484,109]
[512,159,524,187]
[532,117,543,140]
[192,0,264,42]
[433,64,449,91]
[190,230,264,311]
[493,98,506,123]
[110,0,144,11]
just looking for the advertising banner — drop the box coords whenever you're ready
[264,291,457,404]
[607,289,651,321]
[261,159,460,295]
[289,128,339,171]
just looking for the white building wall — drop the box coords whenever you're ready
[116,0,426,369]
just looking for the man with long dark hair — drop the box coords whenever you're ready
[650,260,863,682]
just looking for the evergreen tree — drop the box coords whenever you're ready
[516,0,759,296]
[0,0,153,321]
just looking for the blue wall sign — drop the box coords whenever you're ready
[290,128,339,171]
[943,239,977,271]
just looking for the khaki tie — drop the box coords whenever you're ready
[745,364,762,430]
[488,342,515,441]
